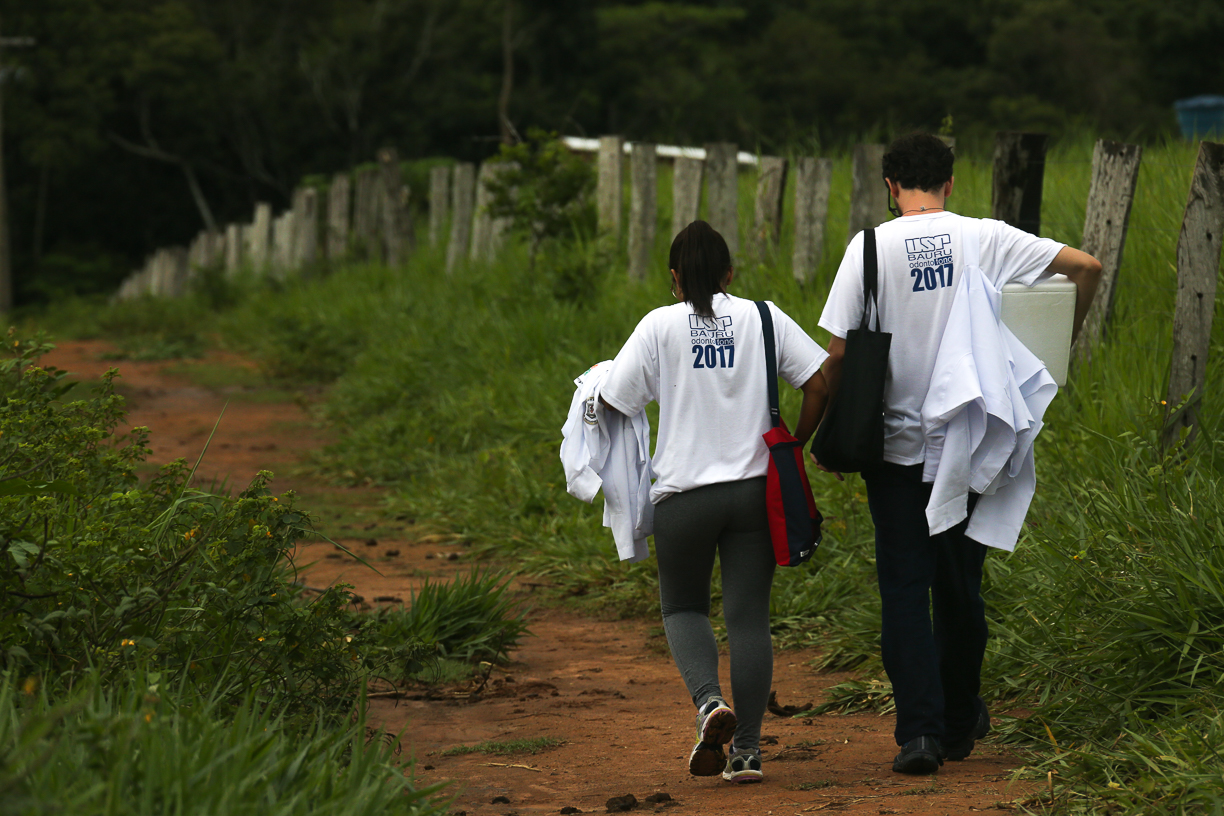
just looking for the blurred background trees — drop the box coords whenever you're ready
[2,0,1220,304]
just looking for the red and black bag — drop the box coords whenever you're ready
[755,301,823,567]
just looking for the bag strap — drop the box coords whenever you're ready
[755,301,781,428]
[859,228,880,332]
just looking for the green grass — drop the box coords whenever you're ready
[434,737,565,757]
[0,674,444,816]
[18,134,1224,813]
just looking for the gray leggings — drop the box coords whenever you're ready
[653,477,775,752]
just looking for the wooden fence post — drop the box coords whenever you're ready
[1164,141,1224,446]
[672,156,703,241]
[705,142,739,257]
[1072,140,1143,364]
[429,165,449,247]
[353,165,381,259]
[327,173,351,261]
[792,157,833,283]
[225,223,242,276]
[598,136,625,238]
[992,132,1049,235]
[378,148,411,266]
[752,156,788,263]
[446,162,476,274]
[628,143,657,281]
[848,144,887,243]
[292,187,319,269]
[247,202,273,274]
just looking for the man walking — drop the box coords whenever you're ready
[815,133,1102,774]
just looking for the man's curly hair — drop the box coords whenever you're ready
[882,133,954,192]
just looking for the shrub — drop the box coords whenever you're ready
[0,334,433,706]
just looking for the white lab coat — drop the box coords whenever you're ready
[920,227,1058,551]
[560,361,654,562]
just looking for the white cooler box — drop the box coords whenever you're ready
[1000,274,1076,387]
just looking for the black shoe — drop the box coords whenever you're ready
[892,735,944,774]
[945,697,991,761]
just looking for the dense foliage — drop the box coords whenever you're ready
[5,0,1223,305]
[0,332,530,815]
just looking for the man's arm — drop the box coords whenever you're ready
[1045,247,1103,344]
[807,335,845,480]
[793,369,830,446]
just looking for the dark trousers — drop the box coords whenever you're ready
[862,462,988,747]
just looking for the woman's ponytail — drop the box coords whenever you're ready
[669,220,731,319]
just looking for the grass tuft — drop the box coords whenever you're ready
[435,737,565,757]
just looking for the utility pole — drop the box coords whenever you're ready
[0,15,35,316]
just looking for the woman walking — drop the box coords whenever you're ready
[598,221,831,783]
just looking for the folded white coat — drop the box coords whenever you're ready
[920,228,1059,551]
[559,360,654,562]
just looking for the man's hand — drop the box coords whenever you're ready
[1047,246,1103,344]
[809,451,844,481]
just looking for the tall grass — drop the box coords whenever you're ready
[23,135,1224,812]
[0,674,443,816]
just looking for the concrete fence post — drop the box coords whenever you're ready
[204,231,224,270]
[470,163,495,262]
[488,163,514,258]
[225,224,242,276]
[446,162,476,274]
[598,135,625,238]
[429,165,450,247]
[991,132,1049,235]
[271,211,295,278]
[292,187,319,269]
[628,143,658,281]
[142,256,157,296]
[186,233,206,290]
[1073,140,1143,364]
[1164,141,1224,446]
[247,202,273,274]
[470,162,513,262]
[752,156,788,262]
[848,144,888,243]
[148,251,164,297]
[792,157,833,284]
[671,156,704,241]
[328,173,352,261]
[169,247,190,296]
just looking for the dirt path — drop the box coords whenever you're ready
[43,340,1041,816]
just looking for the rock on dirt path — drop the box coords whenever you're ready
[42,340,1042,816]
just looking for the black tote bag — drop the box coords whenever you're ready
[810,229,892,474]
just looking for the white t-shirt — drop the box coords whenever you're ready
[601,293,827,503]
[818,212,1065,466]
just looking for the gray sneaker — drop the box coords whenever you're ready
[688,697,737,776]
[722,747,763,783]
